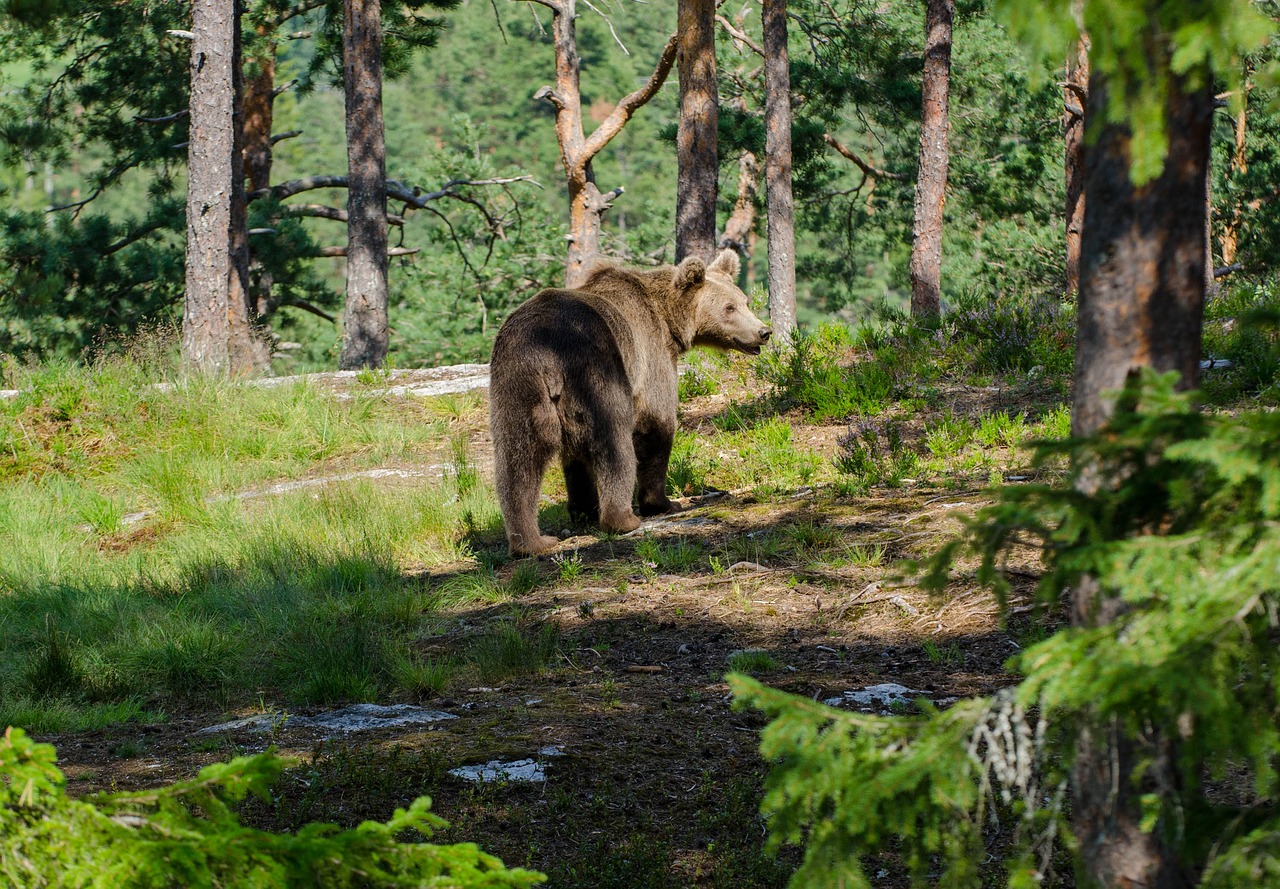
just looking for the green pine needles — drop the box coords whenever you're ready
[733,371,1280,886]
[0,726,544,888]
[994,0,1273,183]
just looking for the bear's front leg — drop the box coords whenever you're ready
[635,425,675,517]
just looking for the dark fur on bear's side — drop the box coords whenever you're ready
[489,249,771,555]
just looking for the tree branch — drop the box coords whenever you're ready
[313,246,420,257]
[716,14,764,57]
[251,175,539,204]
[269,0,325,28]
[823,133,906,180]
[281,299,336,323]
[283,203,404,226]
[270,129,302,144]
[582,30,678,161]
[135,109,189,124]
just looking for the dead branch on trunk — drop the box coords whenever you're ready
[719,151,759,252]
[823,133,906,181]
[282,203,405,226]
[313,245,420,257]
[520,0,678,284]
[281,298,336,322]
[716,14,764,57]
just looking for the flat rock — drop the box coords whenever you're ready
[195,703,457,736]
[822,683,932,709]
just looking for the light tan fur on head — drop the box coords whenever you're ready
[691,249,770,354]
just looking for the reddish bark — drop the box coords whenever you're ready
[675,0,719,263]
[1064,34,1089,296]
[762,0,796,343]
[907,0,953,319]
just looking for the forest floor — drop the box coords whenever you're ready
[4,344,1069,887]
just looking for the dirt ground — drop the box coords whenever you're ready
[41,370,1052,887]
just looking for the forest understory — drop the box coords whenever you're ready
[8,342,1069,887]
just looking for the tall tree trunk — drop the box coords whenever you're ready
[1070,67,1211,889]
[908,0,953,320]
[1220,85,1248,266]
[762,0,796,344]
[1064,34,1088,297]
[243,28,277,315]
[526,0,676,288]
[183,0,264,375]
[339,0,389,370]
[676,0,718,263]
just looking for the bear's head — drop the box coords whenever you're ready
[674,249,771,355]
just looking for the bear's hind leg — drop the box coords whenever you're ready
[635,426,675,517]
[593,431,642,535]
[493,397,560,556]
[563,458,600,525]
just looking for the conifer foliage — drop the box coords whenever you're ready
[734,371,1280,886]
[0,726,544,888]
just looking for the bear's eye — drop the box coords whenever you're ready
[725,304,735,313]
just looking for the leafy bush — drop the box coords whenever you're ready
[734,371,1280,886]
[834,419,919,491]
[0,726,544,888]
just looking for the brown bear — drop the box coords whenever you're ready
[489,248,771,555]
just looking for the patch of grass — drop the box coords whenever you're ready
[391,654,454,699]
[678,365,719,400]
[546,834,676,889]
[506,560,544,595]
[468,620,562,683]
[724,530,788,566]
[726,650,780,675]
[921,639,965,668]
[756,324,893,421]
[635,536,703,573]
[785,521,842,553]
[666,431,712,497]
[0,697,161,735]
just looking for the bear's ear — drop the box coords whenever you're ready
[708,248,740,280]
[673,256,706,291]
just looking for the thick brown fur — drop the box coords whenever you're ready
[489,249,770,555]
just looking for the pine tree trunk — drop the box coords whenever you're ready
[908,0,953,320]
[243,36,275,193]
[1064,34,1088,297]
[675,0,718,263]
[1220,87,1248,265]
[1070,67,1210,889]
[183,0,265,376]
[762,0,796,344]
[339,0,389,370]
[530,0,675,287]
[244,31,277,315]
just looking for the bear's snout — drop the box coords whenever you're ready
[759,328,772,343]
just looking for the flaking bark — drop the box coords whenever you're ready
[1064,34,1088,297]
[908,0,953,319]
[762,0,796,343]
[339,0,390,369]
[1070,67,1210,889]
[675,0,719,263]
[183,0,266,376]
